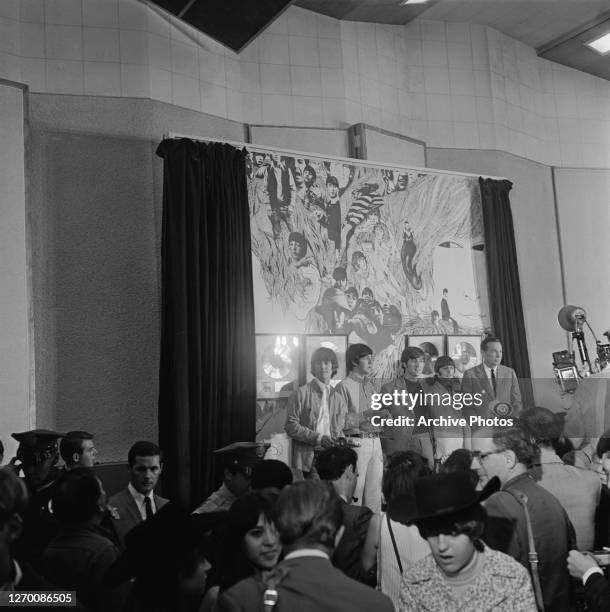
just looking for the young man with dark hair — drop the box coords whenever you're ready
[316,447,374,584]
[285,347,347,477]
[60,431,97,470]
[42,468,127,611]
[108,441,168,549]
[380,346,434,465]
[217,480,393,612]
[461,336,522,418]
[471,427,574,611]
[335,343,386,514]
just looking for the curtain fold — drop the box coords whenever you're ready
[156,139,255,508]
[479,177,534,409]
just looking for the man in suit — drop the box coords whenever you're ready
[217,480,393,612]
[521,406,600,550]
[567,549,610,612]
[285,347,347,477]
[315,446,374,584]
[461,336,522,418]
[108,441,168,549]
[472,427,575,612]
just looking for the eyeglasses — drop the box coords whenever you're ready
[472,449,504,461]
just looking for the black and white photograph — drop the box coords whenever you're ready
[2,0,610,610]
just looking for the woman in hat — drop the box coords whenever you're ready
[395,472,537,611]
[425,356,472,467]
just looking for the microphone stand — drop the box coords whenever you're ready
[571,329,593,375]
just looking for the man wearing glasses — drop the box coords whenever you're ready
[471,427,575,612]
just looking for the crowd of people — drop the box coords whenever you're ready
[2,336,610,610]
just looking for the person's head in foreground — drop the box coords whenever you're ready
[106,503,210,612]
[52,467,107,527]
[251,460,293,492]
[595,430,610,486]
[316,446,359,503]
[215,490,281,591]
[275,480,344,556]
[0,468,28,584]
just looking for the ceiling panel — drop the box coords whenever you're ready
[295,0,610,80]
[296,0,609,48]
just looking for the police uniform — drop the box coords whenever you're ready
[10,429,64,569]
[192,442,267,514]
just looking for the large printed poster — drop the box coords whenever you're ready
[248,149,490,380]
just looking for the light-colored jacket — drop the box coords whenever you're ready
[399,547,537,612]
[285,379,347,471]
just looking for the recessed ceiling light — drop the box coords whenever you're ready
[400,0,430,5]
[585,32,610,55]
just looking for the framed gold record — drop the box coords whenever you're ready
[256,334,302,398]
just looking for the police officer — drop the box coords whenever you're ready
[9,429,64,568]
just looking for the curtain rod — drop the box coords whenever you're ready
[163,131,508,181]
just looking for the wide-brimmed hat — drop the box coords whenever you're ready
[387,472,500,524]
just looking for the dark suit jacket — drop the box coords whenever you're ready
[332,500,373,584]
[108,488,168,549]
[584,572,610,612]
[217,556,394,612]
[483,472,575,612]
[461,363,522,417]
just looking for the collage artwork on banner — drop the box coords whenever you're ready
[249,149,491,444]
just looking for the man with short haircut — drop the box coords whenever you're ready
[335,343,386,513]
[108,441,168,549]
[285,347,347,477]
[316,446,374,584]
[42,468,127,612]
[60,431,97,470]
[380,346,434,465]
[217,480,393,612]
[471,427,574,611]
[461,336,522,418]
[521,406,600,550]
[193,442,264,513]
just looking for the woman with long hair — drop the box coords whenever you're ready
[203,490,281,610]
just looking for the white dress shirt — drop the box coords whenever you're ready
[128,482,156,520]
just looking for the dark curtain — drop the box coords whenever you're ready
[479,178,534,408]
[156,139,256,508]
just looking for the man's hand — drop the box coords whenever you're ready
[320,435,334,449]
[567,550,599,581]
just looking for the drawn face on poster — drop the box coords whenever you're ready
[248,150,490,381]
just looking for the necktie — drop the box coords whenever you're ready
[491,368,497,396]
[144,496,153,520]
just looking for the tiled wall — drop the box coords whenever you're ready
[2,0,610,167]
